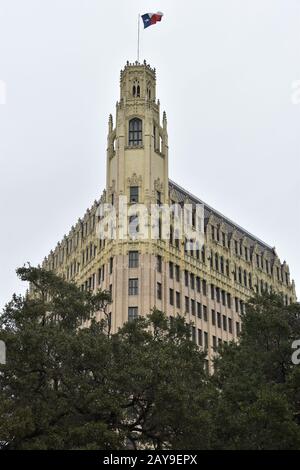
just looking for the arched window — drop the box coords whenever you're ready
[129,118,142,146]
[133,85,136,97]
[137,85,140,97]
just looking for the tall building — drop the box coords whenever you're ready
[41,61,296,365]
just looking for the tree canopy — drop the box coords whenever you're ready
[0,266,300,450]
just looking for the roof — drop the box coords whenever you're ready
[169,179,275,256]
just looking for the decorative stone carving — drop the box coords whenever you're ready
[127,173,142,186]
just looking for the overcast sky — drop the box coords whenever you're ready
[0,0,299,310]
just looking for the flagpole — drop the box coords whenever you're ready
[137,14,140,62]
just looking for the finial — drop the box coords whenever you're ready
[109,114,113,132]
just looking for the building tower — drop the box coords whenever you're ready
[41,61,297,369]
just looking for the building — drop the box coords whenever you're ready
[41,61,297,366]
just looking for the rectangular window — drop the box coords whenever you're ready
[212,335,217,351]
[175,265,180,282]
[109,257,113,274]
[130,186,139,203]
[228,318,233,334]
[198,329,203,346]
[169,288,174,305]
[169,261,174,279]
[157,282,162,300]
[185,296,189,313]
[216,287,220,303]
[129,278,138,296]
[191,299,195,316]
[236,321,240,336]
[176,291,181,308]
[203,305,207,322]
[227,293,231,309]
[211,284,215,300]
[223,315,227,331]
[222,290,226,306]
[211,309,216,326]
[197,302,202,319]
[157,255,162,273]
[128,307,138,322]
[217,312,221,329]
[196,276,201,293]
[190,273,195,290]
[185,270,189,287]
[204,332,208,349]
[129,251,139,268]
[191,326,196,343]
[202,280,207,296]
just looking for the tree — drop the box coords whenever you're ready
[212,292,300,450]
[0,266,213,450]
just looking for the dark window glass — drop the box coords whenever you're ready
[128,307,138,321]
[130,186,139,203]
[129,278,138,295]
[129,118,142,146]
[129,251,139,268]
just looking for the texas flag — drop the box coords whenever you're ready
[141,12,164,29]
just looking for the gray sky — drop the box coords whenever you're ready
[0,0,299,310]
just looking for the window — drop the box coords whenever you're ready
[212,336,217,351]
[130,186,139,203]
[129,278,138,295]
[109,257,113,274]
[202,280,207,296]
[221,290,226,306]
[169,288,174,305]
[228,318,233,334]
[128,307,138,322]
[197,302,202,319]
[217,312,221,329]
[175,265,180,282]
[157,282,162,300]
[190,273,195,290]
[185,270,189,287]
[129,118,142,146]
[157,191,162,205]
[203,305,207,322]
[176,291,181,308]
[223,315,227,331]
[198,329,203,346]
[236,321,241,336]
[211,284,215,300]
[157,255,162,273]
[191,299,195,315]
[129,251,139,268]
[227,293,231,309]
[196,276,201,293]
[191,326,196,343]
[185,296,189,313]
[211,309,216,326]
[216,287,220,303]
[169,261,174,279]
[204,332,208,348]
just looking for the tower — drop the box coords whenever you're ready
[106,61,169,209]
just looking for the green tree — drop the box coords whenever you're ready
[212,293,300,450]
[0,266,213,450]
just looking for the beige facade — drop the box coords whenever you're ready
[41,61,297,367]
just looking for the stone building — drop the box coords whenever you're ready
[41,61,297,366]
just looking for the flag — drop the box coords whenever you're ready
[141,12,164,29]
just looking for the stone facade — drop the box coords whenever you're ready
[41,61,297,367]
